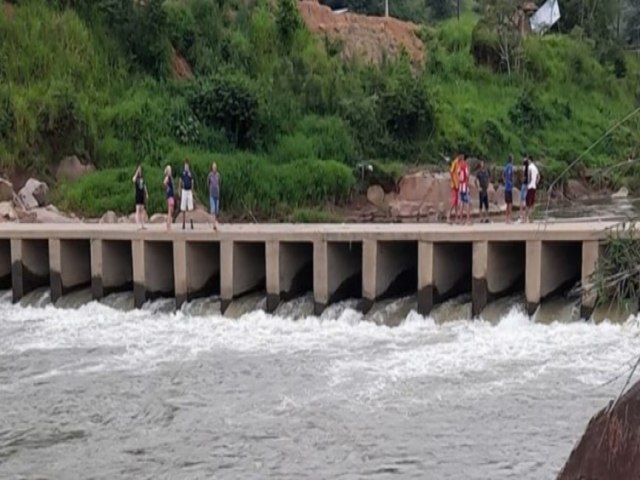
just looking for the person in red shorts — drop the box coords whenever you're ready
[525,157,540,223]
[447,154,461,224]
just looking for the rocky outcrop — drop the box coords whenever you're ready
[558,379,640,480]
[0,177,14,203]
[297,0,425,65]
[56,155,95,181]
[366,185,386,209]
[18,178,49,209]
[0,201,17,221]
[99,211,118,224]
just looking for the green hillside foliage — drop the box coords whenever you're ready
[1,0,640,217]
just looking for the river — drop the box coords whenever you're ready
[1,289,639,479]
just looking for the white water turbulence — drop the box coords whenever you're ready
[1,291,640,480]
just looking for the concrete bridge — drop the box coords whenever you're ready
[0,222,613,318]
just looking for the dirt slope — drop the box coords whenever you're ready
[297,0,425,64]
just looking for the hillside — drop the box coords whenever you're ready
[0,0,639,220]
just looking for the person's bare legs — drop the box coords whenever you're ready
[166,202,173,231]
[506,203,512,224]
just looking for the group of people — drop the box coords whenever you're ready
[132,159,221,231]
[447,153,540,224]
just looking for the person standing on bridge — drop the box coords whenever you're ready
[458,154,472,224]
[525,157,540,223]
[207,161,221,231]
[180,159,195,230]
[476,159,490,223]
[519,156,529,223]
[447,154,461,224]
[163,165,175,232]
[504,154,514,224]
[132,164,148,230]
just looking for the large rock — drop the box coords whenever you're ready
[18,178,49,209]
[397,172,450,204]
[150,213,168,224]
[56,155,95,181]
[565,179,591,200]
[366,185,386,209]
[32,206,79,223]
[0,201,17,221]
[100,211,118,224]
[173,206,212,224]
[0,178,14,202]
[612,187,629,199]
[558,380,640,480]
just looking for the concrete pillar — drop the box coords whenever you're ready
[132,241,174,308]
[363,240,417,313]
[418,241,434,315]
[472,241,489,318]
[266,241,313,313]
[49,239,91,303]
[473,241,525,317]
[266,241,279,313]
[526,240,542,316]
[132,240,145,308]
[313,241,362,314]
[11,239,49,303]
[92,240,133,300]
[0,239,11,290]
[174,240,188,309]
[526,241,582,316]
[313,240,328,316]
[580,240,600,319]
[220,241,265,313]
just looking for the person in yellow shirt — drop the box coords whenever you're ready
[447,154,461,224]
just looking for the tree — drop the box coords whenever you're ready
[429,0,455,20]
[476,0,523,75]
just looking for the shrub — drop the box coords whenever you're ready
[187,74,262,148]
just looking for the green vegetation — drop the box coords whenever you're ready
[592,226,640,310]
[1,0,640,219]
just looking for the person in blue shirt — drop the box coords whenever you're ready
[179,159,195,230]
[503,154,514,224]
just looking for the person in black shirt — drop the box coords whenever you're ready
[179,159,195,230]
[132,164,148,230]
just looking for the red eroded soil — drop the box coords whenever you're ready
[170,46,194,81]
[298,0,425,64]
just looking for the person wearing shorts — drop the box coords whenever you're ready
[476,159,490,223]
[503,155,514,224]
[447,154,461,224]
[163,165,175,231]
[207,161,221,231]
[525,158,540,223]
[132,164,148,230]
[180,159,195,230]
[519,156,529,223]
[458,155,471,224]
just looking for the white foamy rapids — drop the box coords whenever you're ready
[0,294,639,395]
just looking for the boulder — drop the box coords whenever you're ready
[0,177,14,202]
[612,187,629,199]
[173,206,212,224]
[32,206,79,223]
[558,380,640,480]
[18,178,49,209]
[565,179,591,200]
[99,211,118,224]
[150,213,168,224]
[0,201,17,221]
[56,155,95,181]
[366,185,386,209]
[397,172,450,205]
[388,199,434,219]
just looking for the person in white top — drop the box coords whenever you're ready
[525,158,540,223]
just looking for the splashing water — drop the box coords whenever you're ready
[0,291,639,479]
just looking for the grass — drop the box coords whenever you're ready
[4,0,640,220]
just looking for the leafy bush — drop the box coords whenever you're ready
[187,74,262,148]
